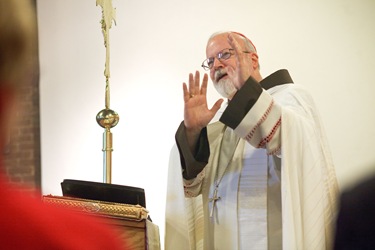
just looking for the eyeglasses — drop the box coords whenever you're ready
[201,48,250,71]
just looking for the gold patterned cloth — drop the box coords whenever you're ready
[43,195,161,250]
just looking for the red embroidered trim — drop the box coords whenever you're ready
[184,190,195,198]
[268,145,281,156]
[245,99,274,141]
[183,170,205,197]
[257,117,281,148]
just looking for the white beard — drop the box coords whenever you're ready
[213,77,237,99]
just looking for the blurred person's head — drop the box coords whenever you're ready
[0,0,36,150]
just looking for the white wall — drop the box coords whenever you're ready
[37,0,375,247]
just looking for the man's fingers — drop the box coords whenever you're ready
[194,70,200,96]
[211,98,224,113]
[228,33,241,55]
[188,73,195,96]
[183,82,190,102]
[228,33,247,68]
[201,73,208,95]
[185,71,207,101]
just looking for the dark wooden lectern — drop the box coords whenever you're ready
[43,183,160,249]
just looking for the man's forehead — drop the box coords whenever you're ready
[206,34,230,56]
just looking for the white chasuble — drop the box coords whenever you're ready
[238,144,269,249]
[207,126,269,250]
[165,80,338,250]
[209,126,242,250]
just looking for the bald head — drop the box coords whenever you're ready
[207,31,257,54]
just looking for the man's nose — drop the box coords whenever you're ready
[212,57,224,70]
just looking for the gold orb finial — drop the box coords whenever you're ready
[96,108,119,129]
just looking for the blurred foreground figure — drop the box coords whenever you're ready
[334,173,375,250]
[0,1,126,249]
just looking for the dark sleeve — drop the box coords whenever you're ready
[175,121,210,180]
[220,76,262,129]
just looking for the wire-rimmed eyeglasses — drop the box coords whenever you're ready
[201,48,250,71]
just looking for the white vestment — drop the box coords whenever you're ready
[165,76,338,250]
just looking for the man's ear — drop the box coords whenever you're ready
[251,52,259,70]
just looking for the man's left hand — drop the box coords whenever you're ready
[226,33,254,89]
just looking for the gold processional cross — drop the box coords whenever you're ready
[209,187,221,217]
[95,0,119,184]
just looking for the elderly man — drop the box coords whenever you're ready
[165,31,339,250]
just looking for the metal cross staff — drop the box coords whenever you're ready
[95,0,119,183]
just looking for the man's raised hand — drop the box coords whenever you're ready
[183,71,223,134]
[227,33,254,89]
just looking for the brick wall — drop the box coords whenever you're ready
[3,69,41,193]
[2,0,41,194]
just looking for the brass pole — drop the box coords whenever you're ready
[96,0,118,183]
[103,128,113,183]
